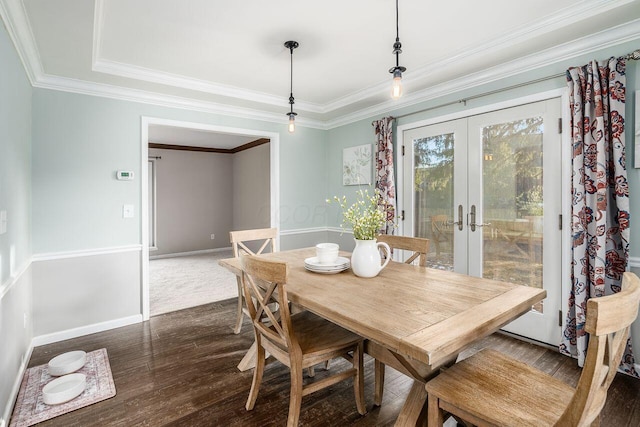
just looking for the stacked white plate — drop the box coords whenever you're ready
[304,256,350,274]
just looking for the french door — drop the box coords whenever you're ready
[401,99,562,345]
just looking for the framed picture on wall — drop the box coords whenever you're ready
[343,144,372,185]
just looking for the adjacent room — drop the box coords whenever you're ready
[146,124,271,316]
[2,1,640,426]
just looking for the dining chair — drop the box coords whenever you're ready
[240,254,366,426]
[229,227,277,334]
[376,234,430,267]
[430,215,452,258]
[425,271,640,427]
[373,234,431,407]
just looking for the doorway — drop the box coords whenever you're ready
[399,98,563,345]
[141,117,280,320]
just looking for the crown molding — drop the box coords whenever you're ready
[92,58,326,114]
[1,0,638,130]
[32,73,327,129]
[0,0,43,84]
[319,0,636,114]
[326,18,640,129]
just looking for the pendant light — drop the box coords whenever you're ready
[284,40,299,133]
[389,0,406,99]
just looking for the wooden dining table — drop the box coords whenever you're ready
[219,247,546,427]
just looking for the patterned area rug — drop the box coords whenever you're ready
[10,348,116,427]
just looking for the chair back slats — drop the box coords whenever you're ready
[559,272,640,426]
[230,227,277,257]
[376,234,430,267]
[240,254,295,350]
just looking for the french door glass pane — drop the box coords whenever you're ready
[481,117,544,312]
[413,133,454,271]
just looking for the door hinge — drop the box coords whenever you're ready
[558,117,563,134]
[400,210,405,221]
[402,145,405,156]
[559,310,563,327]
[558,214,563,230]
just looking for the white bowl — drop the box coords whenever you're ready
[42,373,86,405]
[47,350,86,376]
[316,243,339,264]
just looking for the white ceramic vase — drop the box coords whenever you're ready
[351,238,391,278]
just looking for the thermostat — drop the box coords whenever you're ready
[116,171,135,180]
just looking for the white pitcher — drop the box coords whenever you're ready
[351,238,391,278]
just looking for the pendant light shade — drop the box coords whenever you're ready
[389,0,406,99]
[284,40,299,133]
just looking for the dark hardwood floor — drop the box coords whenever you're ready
[21,299,640,426]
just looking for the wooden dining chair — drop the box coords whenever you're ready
[377,234,430,267]
[425,271,640,427]
[430,214,452,258]
[373,234,430,407]
[240,254,366,426]
[229,227,277,334]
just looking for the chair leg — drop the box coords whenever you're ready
[427,393,444,427]
[287,355,304,427]
[354,342,366,415]
[233,278,244,334]
[307,366,315,377]
[374,360,385,406]
[245,340,265,411]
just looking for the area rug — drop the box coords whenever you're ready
[10,348,116,427]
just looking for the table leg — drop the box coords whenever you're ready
[237,342,258,371]
[237,341,271,372]
[394,380,428,427]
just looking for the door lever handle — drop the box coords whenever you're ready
[449,205,464,231]
[469,205,491,232]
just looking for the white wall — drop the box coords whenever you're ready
[150,147,234,256]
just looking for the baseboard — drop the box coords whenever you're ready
[31,314,143,347]
[3,343,33,427]
[149,247,232,260]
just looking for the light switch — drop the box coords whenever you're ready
[0,210,6,234]
[122,205,134,218]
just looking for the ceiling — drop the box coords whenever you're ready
[2,0,640,139]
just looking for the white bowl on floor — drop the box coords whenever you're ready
[47,350,86,376]
[42,373,86,405]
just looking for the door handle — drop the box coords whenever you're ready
[469,205,491,232]
[447,205,464,231]
[454,204,464,231]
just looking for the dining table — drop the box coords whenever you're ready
[219,247,546,427]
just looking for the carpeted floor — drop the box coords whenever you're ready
[149,250,238,316]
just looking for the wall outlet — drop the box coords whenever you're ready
[210,234,215,240]
[23,312,27,329]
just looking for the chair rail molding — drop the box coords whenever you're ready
[31,244,142,262]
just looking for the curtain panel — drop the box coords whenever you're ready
[373,117,397,234]
[560,56,635,376]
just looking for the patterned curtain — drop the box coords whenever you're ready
[559,56,636,376]
[373,117,396,234]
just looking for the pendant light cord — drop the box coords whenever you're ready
[289,44,294,113]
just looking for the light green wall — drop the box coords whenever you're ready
[0,19,32,424]
[0,21,31,281]
[31,89,328,253]
[327,40,640,258]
